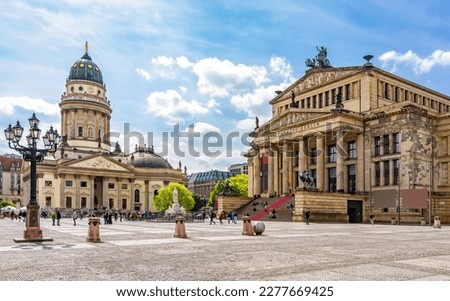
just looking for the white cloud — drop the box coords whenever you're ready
[151,56,176,68]
[230,84,288,117]
[270,56,295,81]
[176,56,194,69]
[193,57,269,97]
[379,50,450,74]
[146,89,209,123]
[136,68,152,80]
[186,122,221,134]
[0,96,60,116]
[207,98,222,114]
[236,118,257,132]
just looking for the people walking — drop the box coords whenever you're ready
[56,209,61,226]
[370,214,375,226]
[305,209,311,225]
[51,210,56,226]
[210,210,216,225]
[72,210,77,226]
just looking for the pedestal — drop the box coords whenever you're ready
[433,216,441,229]
[86,217,102,242]
[14,203,53,243]
[242,216,254,236]
[174,216,187,238]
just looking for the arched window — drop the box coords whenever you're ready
[135,189,140,203]
[154,189,159,196]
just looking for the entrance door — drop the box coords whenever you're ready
[347,200,362,223]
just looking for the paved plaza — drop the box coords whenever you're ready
[1,217,450,281]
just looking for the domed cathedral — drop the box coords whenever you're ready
[59,41,111,155]
[247,47,450,224]
[21,42,187,213]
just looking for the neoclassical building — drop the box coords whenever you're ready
[247,51,450,223]
[20,44,186,212]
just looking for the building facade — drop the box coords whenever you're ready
[0,154,23,206]
[228,162,248,175]
[247,54,450,223]
[188,170,235,200]
[20,44,186,212]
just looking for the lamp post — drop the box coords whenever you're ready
[4,112,61,242]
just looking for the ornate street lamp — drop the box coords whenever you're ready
[4,112,61,242]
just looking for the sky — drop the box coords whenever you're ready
[1,0,450,174]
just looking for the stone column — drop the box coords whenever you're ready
[89,176,95,209]
[74,175,80,208]
[315,133,325,191]
[59,173,65,208]
[268,152,274,195]
[273,147,279,196]
[254,153,261,196]
[356,133,365,192]
[298,136,306,172]
[117,177,121,210]
[247,157,254,197]
[102,177,108,208]
[336,130,345,192]
[145,180,150,211]
[282,142,289,195]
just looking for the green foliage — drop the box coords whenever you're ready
[153,183,195,212]
[208,174,248,206]
[0,201,16,208]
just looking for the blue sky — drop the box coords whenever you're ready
[1,0,450,173]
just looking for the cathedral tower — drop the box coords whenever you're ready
[59,42,112,154]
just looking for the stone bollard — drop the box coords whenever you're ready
[174,216,187,238]
[242,216,254,236]
[391,217,396,225]
[421,217,426,226]
[253,221,265,235]
[433,216,441,229]
[86,217,102,243]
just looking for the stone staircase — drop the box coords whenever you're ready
[236,195,295,222]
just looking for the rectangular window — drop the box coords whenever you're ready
[80,181,88,188]
[121,184,128,189]
[374,137,381,156]
[328,144,336,163]
[109,198,114,209]
[45,180,52,187]
[81,197,87,208]
[393,159,400,185]
[348,141,356,159]
[328,167,337,192]
[108,183,115,189]
[348,165,356,194]
[325,91,329,106]
[383,161,390,186]
[65,180,73,187]
[385,83,390,100]
[66,196,72,208]
[45,196,52,207]
[383,135,390,155]
[345,84,351,100]
[122,199,127,210]
[78,126,83,137]
[375,162,381,186]
[310,147,317,164]
[392,133,400,153]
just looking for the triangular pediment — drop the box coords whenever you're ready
[65,155,131,172]
[271,67,363,104]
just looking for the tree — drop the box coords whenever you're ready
[208,174,248,205]
[153,183,195,212]
[0,200,16,208]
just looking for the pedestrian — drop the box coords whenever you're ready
[56,209,61,226]
[72,210,77,226]
[232,211,237,224]
[51,210,56,226]
[370,214,375,226]
[219,211,224,224]
[227,212,232,224]
[305,209,310,225]
[210,210,216,225]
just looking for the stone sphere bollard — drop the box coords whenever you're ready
[253,221,265,235]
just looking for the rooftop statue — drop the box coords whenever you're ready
[305,46,331,69]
